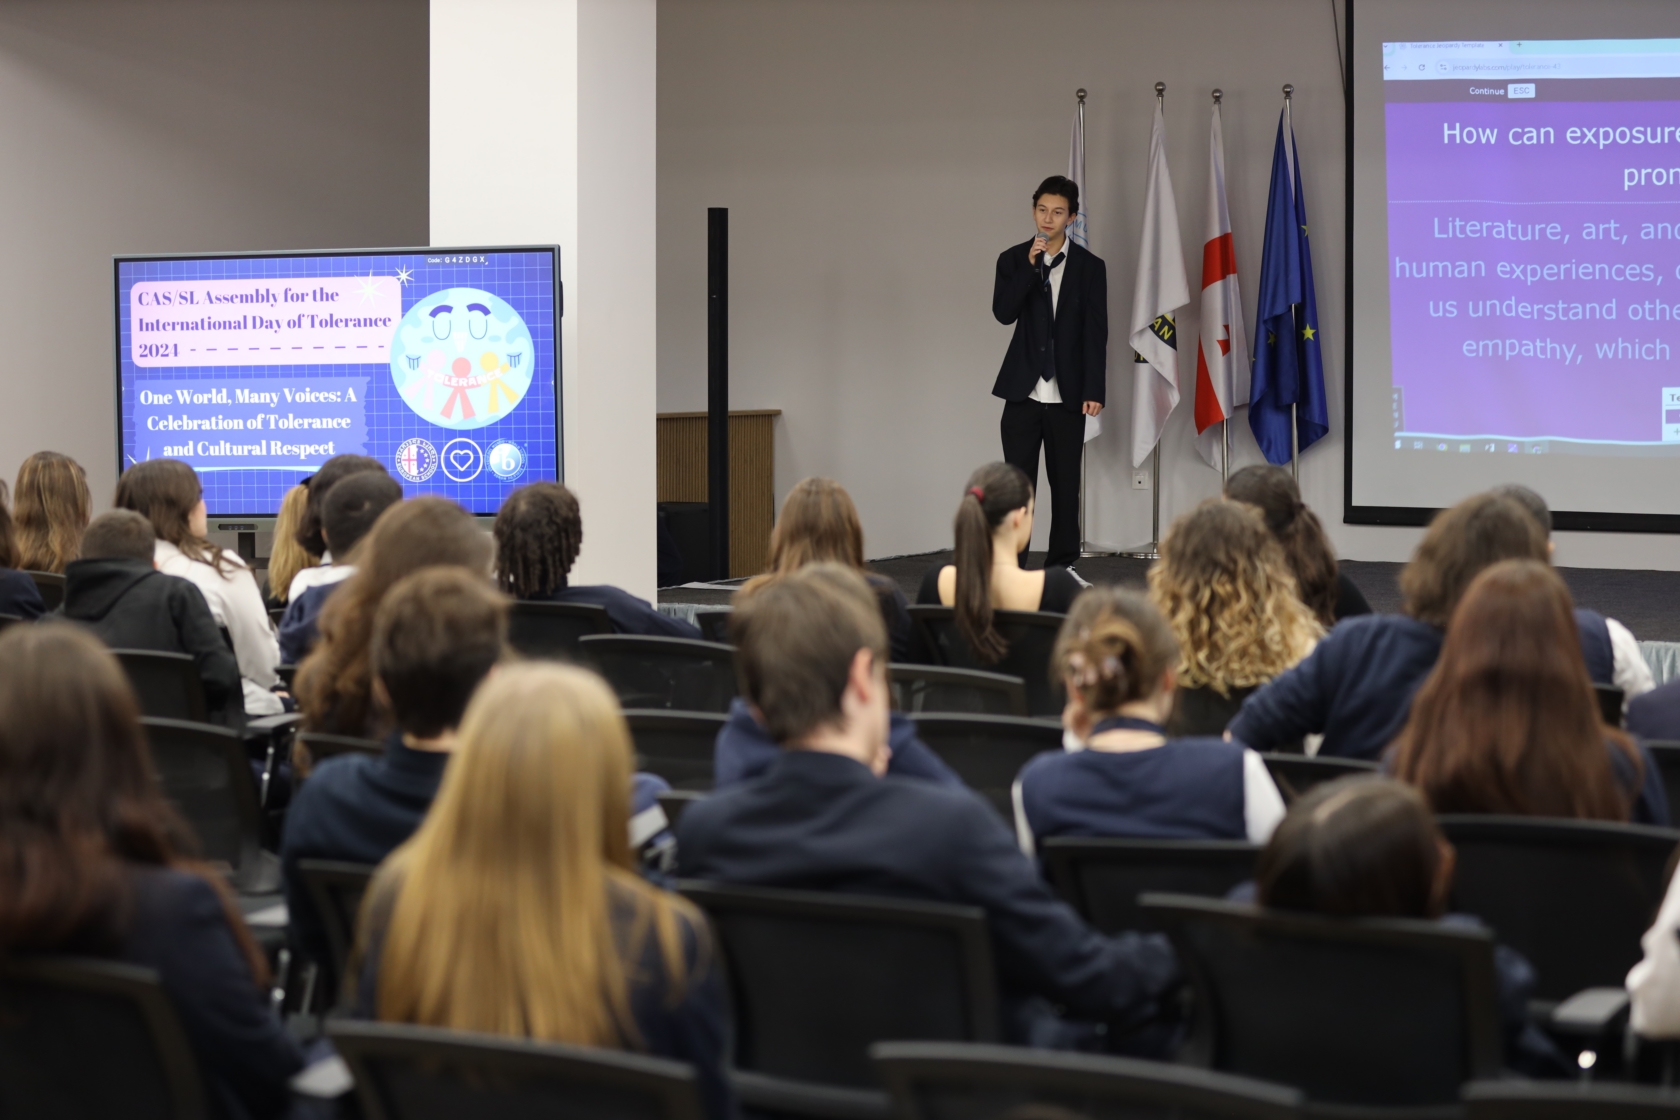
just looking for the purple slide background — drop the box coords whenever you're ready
[1386,99,1680,442]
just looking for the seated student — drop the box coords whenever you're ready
[116,459,284,718]
[0,624,302,1117]
[277,471,403,663]
[1628,679,1680,744]
[1147,500,1321,737]
[13,450,92,574]
[286,454,386,603]
[1230,493,1548,760]
[295,497,493,737]
[1013,587,1285,856]
[1388,560,1667,825]
[493,481,701,638]
[0,481,45,619]
[1628,862,1680,1038]
[352,662,734,1120]
[918,462,1083,661]
[59,511,243,726]
[263,483,318,608]
[1226,464,1369,626]
[1256,776,1565,1075]
[1492,483,1654,703]
[677,563,1180,1045]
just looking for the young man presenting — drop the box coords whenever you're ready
[991,175,1109,570]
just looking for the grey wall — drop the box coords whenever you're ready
[0,0,427,509]
[657,0,1678,569]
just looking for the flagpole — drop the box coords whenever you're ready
[1215,87,1230,487]
[1074,87,1113,559]
[1283,84,1302,482]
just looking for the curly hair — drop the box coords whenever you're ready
[1147,499,1322,694]
[492,483,582,599]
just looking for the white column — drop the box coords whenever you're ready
[431,0,657,598]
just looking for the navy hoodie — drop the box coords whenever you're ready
[713,697,964,789]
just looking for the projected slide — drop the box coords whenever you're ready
[116,248,560,516]
[1384,39,1680,457]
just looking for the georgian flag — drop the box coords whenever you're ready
[1193,99,1250,471]
[1129,99,1189,468]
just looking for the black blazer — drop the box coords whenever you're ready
[991,239,1109,408]
[1629,677,1680,743]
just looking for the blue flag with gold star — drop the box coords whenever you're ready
[1250,107,1328,465]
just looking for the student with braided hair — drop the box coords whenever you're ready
[1012,587,1285,857]
[493,482,699,638]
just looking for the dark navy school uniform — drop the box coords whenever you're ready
[538,583,702,639]
[0,567,45,619]
[1629,677,1680,743]
[712,697,964,789]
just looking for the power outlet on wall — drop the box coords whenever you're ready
[1131,470,1151,490]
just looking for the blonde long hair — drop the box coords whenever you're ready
[266,485,318,603]
[365,663,701,1045]
[1148,499,1322,694]
[14,452,92,573]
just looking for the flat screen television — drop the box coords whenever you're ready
[114,245,562,518]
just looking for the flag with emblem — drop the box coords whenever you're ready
[1129,98,1190,468]
[1250,103,1329,465]
[1067,94,1102,443]
[1193,99,1249,471]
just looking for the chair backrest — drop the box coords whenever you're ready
[680,881,999,1089]
[141,717,269,893]
[1464,1080,1680,1118]
[1043,838,1261,936]
[656,790,705,830]
[329,1020,706,1120]
[1141,893,1502,1107]
[908,605,1068,717]
[23,569,64,610]
[624,710,727,791]
[506,600,614,661]
[692,609,731,644]
[1645,743,1680,823]
[909,714,1064,820]
[1438,815,1680,1000]
[115,650,209,724]
[0,956,207,1120]
[268,606,285,626]
[872,1041,1304,1120]
[294,732,385,778]
[297,859,375,1002]
[890,664,1029,718]
[577,635,738,713]
[1597,684,1627,728]
[1259,754,1379,803]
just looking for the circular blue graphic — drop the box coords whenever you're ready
[488,440,527,481]
[390,287,534,430]
[394,438,438,482]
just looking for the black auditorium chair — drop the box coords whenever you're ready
[23,570,64,611]
[1464,1080,1680,1119]
[276,663,298,691]
[1260,754,1379,803]
[268,606,285,627]
[577,635,737,713]
[294,732,385,779]
[656,790,706,831]
[297,860,375,1005]
[693,609,732,644]
[142,716,279,895]
[680,882,998,1118]
[909,714,1063,821]
[625,710,727,791]
[330,1020,707,1120]
[1644,742,1680,822]
[0,956,208,1120]
[507,600,614,661]
[1041,838,1260,936]
[890,664,1028,718]
[1438,815,1680,1003]
[1597,684,1627,728]
[872,1041,1304,1120]
[1141,893,1502,1110]
[908,605,1066,718]
[116,649,209,723]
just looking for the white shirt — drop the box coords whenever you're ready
[1609,616,1656,705]
[156,539,283,716]
[287,550,349,603]
[1028,238,1070,405]
[1628,864,1680,1036]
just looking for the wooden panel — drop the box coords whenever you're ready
[656,410,780,579]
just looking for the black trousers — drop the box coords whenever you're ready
[1000,398,1084,569]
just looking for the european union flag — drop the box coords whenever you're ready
[1249,108,1328,465]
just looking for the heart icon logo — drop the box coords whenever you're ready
[439,438,484,482]
[450,448,475,472]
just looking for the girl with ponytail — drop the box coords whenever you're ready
[917,462,1083,664]
[1225,465,1370,627]
[1012,587,1286,856]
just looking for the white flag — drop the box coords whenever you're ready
[1193,100,1251,471]
[1067,97,1101,443]
[1129,100,1190,468]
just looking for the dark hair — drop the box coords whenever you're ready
[323,472,404,559]
[80,510,157,563]
[1389,559,1638,821]
[296,455,386,556]
[1257,777,1447,919]
[1052,588,1178,714]
[951,462,1034,665]
[114,459,232,576]
[1399,493,1547,627]
[1226,465,1339,627]
[0,480,18,570]
[372,568,507,739]
[1032,175,1080,216]
[296,498,493,736]
[0,624,268,981]
[493,482,582,599]
[731,563,888,744]
[15,451,93,573]
[1491,484,1552,538]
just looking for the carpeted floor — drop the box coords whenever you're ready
[660,552,1680,641]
